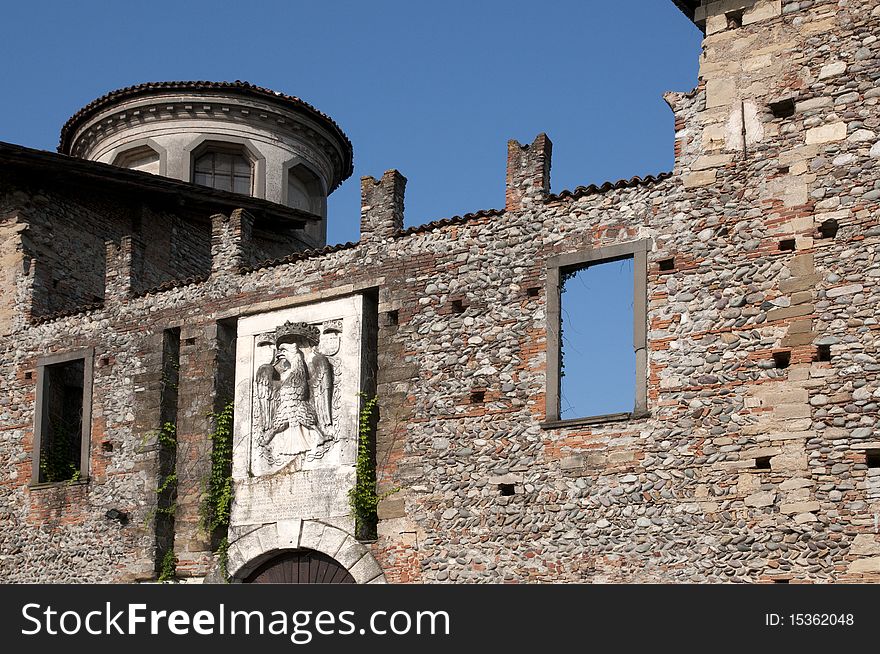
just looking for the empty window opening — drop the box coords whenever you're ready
[38,358,85,483]
[773,351,791,369]
[451,299,465,314]
[498,483,515,497]
[101,441,114,453]
[819,219,839,239]
[384,309,399,326]
[24,371,32,380]
[184,337,196,346]
[526,286,540,297]
[659,258,675,272]
[777,165,790,174]
[726,9,744,29]
[769,98,796,119]
[755,456,772,470]
[815,344,832,362]
[470,390,485,404]
[778,239,796,252]
[867,450,880,469]
[99,356,110,367]
[773,578,790,584]
[560,257,635,419]
[194,150,251,195]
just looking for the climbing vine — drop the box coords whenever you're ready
[199,400,234,582]
[153,420,178,580]
[39,423,80,483]
[348,394,386,540]
[202,400,234,535]
[158,549,178,582]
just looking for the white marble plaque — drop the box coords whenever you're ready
[230,295,366,530]
[230,468,355,526]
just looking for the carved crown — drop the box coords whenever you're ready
[275,321,320,346]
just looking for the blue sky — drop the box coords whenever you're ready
[0,0,702,417]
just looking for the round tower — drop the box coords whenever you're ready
[59,81,353,247]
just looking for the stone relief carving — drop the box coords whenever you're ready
[250,320,343,475]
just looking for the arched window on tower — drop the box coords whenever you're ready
[286,164,325,216]
[193,149,252,195]
[114,145,160,175]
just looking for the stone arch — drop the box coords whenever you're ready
[226,519,386,584]
[243,549,355,584]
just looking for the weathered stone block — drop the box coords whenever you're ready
[745,491,776,507]
[682,170,718,188]
[780,501,820,515]
[743,0,781,25]
[805,122,847,145]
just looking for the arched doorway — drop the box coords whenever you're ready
[243,549,356,584]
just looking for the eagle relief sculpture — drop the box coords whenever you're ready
[251,320,339,475]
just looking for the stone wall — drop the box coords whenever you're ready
[1,0,879,583]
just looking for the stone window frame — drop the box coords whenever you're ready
[281,157,327,217]
[543,238,650,428]
[186,136,267,199]
[110,138,167,176]
[30,347,94,487]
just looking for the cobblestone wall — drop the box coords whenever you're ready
[1,0,879,583]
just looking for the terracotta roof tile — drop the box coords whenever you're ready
[396,208,505,236]
[59,80,353,186]
[245,241,359,273]
[545,172,672,202]
[135,275,209,298]
[31,302,104,325]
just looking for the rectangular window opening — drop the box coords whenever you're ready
[559,256,636,420]
[867,450,880,469]
[815,344,832,362]
[819,219,839,239]
[773,351,791,369]
[526,286,540,297]
[726,9,744,29]
[384,309,399,327]
[470,390,485,404]
[451,299,465,314]
[773,578,790,584]
[498,483,515,497]
[769,97,796,119]
[778,239,796,252]
[755,456,772,470]
[659,257,675,272]
[37,358,86,483]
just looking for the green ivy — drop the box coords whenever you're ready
[153,420,177,579]
[156,472,177,496]
[216,536,229,580]
[39,422,80,483]
[202,400,234,535]
[349,394,390,540]
[158,421,177,448]
[158,548,177,582]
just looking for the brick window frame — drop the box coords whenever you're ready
[30,348,94,486]
[543,239,650,427]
